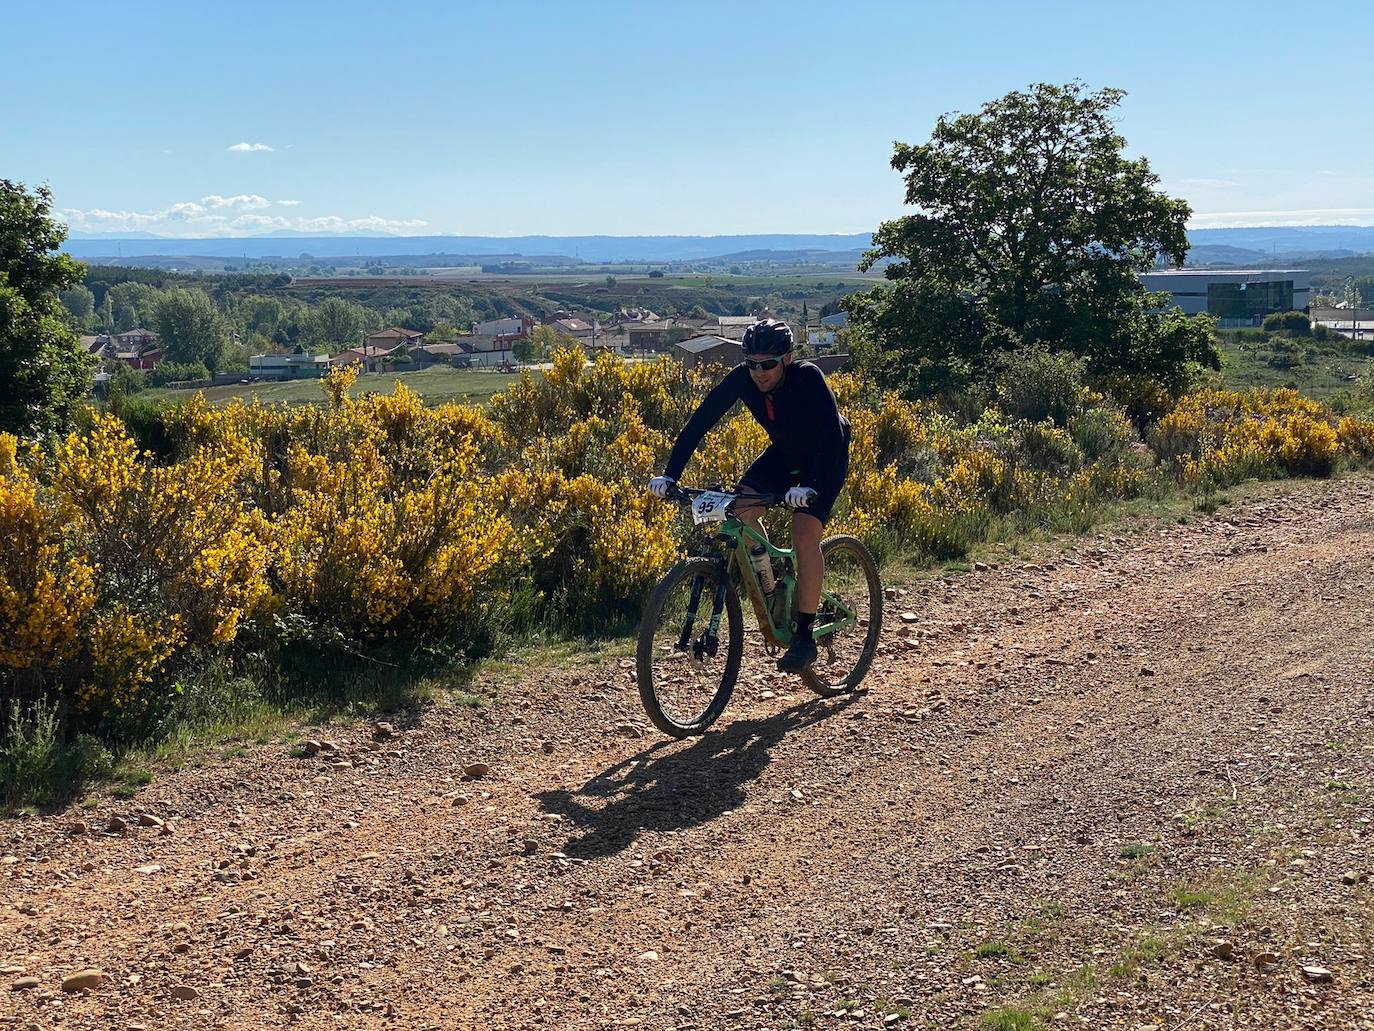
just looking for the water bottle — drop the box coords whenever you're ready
[749,543,775,594]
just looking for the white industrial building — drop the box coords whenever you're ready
[1140,269,1310,328]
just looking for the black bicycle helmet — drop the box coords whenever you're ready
[740,318,793,355]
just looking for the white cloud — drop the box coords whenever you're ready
[1190,207,1374,229]
[227,142,274,153]
[199,194,271,210]
[58,197,427,237]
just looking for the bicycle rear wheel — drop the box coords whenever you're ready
[800,534,883,697]
[636,557,744,738]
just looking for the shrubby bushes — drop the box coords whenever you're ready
[4,347,1374,768]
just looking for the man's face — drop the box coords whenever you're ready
[745,350,790,391]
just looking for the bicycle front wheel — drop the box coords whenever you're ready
[800,534,883,698]
[636,557,744,738]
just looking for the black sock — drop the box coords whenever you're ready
[795,611,816,642]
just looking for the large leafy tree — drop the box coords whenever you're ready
[846,82,1219,396]
[0,180,97,437]
[154,287,228,371]
[310,297,369,352]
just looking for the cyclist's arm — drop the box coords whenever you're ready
[662,366,748,481]
[796,366,847,489]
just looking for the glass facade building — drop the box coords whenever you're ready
[1140,270,1310,327]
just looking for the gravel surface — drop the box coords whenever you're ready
[2,478,1372,1030]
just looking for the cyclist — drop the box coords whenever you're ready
[648,318,850,673]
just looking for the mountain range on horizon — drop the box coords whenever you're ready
[59,226,1374,265]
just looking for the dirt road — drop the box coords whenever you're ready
[3,479,1373,1030]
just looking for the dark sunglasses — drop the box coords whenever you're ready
[744,357,783,371]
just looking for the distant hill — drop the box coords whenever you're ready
[60,226,1374,267]
[1185,226,1374,262]
[62,233,874,263]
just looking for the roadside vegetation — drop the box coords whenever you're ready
[7,82,1374,808]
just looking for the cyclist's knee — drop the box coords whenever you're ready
[792,511,823,546]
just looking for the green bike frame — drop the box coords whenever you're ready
[710,515,858,648]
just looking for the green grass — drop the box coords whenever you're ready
[1172,886,1213,909]
[981,1008,1039,1031]
[1118,842,1156,860]
[975,940,1025,964]
[141,365,520,409]
[1212,332,1374,399]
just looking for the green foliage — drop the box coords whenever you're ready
[846,82,1220,397]
[59,284,96,330]
[148,361,211,387]
[995,347,1086,427]
[105,363,147,396]
[154,288,228,371]
[108,281,161,331]
[1068,405,1136,464]
[1262,310,1311,336]
[0,699,113,808]
[309,296,369,351]
[0,179,97,437]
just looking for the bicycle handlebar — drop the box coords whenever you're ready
[662,484,815,510]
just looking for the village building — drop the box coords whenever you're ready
[674,334,738,371]
[364,327,424,351]
[808,311,848,352]
[248,346,331,380]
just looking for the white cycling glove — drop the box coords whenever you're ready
[785,486,814,508]
[648,476,676,499]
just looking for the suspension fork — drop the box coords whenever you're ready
[675,552,731,653]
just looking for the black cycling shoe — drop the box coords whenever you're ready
[776,636,818,673]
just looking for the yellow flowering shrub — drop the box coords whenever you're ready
[0,436,97,674]
[10,349,1374,727]
[1154,388,1347,485]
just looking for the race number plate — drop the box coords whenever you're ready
[690,491,734,525]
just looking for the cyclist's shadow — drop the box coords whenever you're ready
[533,693,859,861]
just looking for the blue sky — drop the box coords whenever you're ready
[5,0,1372,237]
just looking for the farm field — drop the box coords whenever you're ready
[140,366,522,408]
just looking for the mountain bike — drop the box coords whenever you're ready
[636,484,883,738]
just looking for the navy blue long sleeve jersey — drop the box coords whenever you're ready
[662,361,848,488]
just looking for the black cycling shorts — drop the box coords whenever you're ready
[739,427,850,525]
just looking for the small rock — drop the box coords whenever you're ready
[106,815,128,833]
[67,821,89,835]
[1340,870,1363,885]
[540,741,555,755]
[973,561,989,572]
[137,814,163,828]
[10,976,40,992]
[451,794,471,806]
[169,985,200,1001]
[61,968,107,993]
[1211,940,1234,961]
[462,763,490,780]
[372,722,396,741]
[303,740,322,755]
[899,612,919,624]
[1300,964,1333,983]
[134,863,162,875]
[1139,666,1156,676]
[637,950,659,963]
